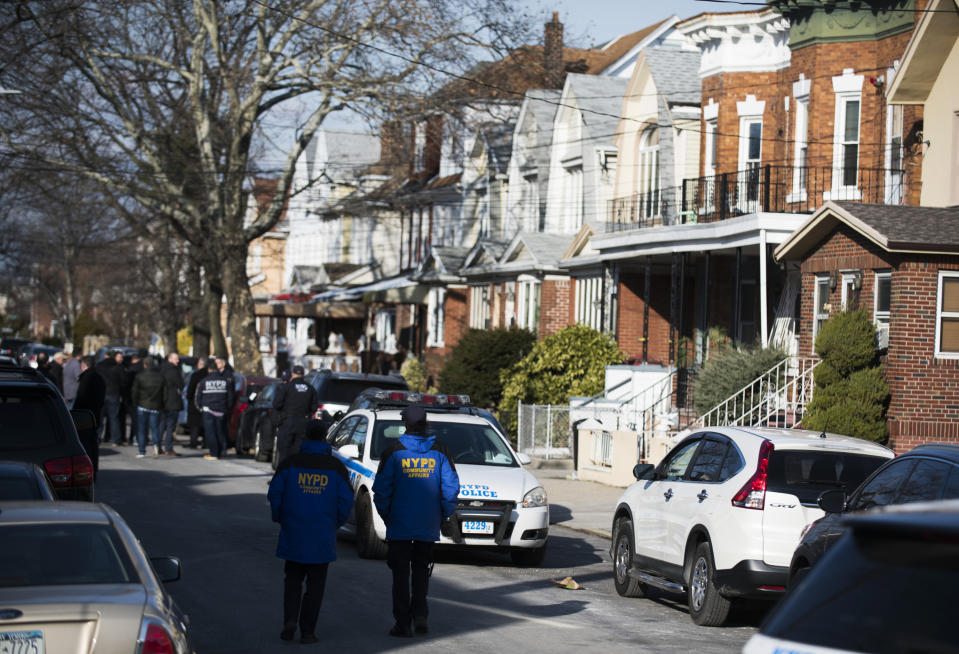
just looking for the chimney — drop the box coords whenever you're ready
[544,11,564,89]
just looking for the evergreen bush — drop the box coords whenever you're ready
[438,327,536,408]
[803,309,889,443]
[71,313,109,353]
[499,325,625,432]
[400,356,435,393]
[692,345,787,415]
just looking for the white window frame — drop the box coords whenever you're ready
[841,272,857,311]
[516,277,540,332]
[523,172,539,232]
[414,121,427,172]
[813,274,831,344]
[874,270,891,349]
[826,69,864,200]
[885,103,904,204]
[935,270,959,359]
[562,159,583,233]
[426,288,446,347]
[574,274,603,331]
[469,285,491,330]
[737,95,765,213]
[789,75,811,203]
[639,127,661,219]
[374,309,397,353]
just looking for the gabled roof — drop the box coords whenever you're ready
[564,74,630,145]
[644,48,701,106]
[462,238,511,271]
[562,221,606,260]
[411,246,471,284]
[774,201,959,261]
[500,232,576,269]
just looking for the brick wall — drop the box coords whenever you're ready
[795,223,959,451]
[538,278,572,339]
[616,271,672,364]
[422,287,468,382]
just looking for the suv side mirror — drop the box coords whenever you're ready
[332,411,344,421]
[818,489,846,514]
[70,409,97,431]
[338,443,360,459]
[632,463,655,480]
[516,452,532,465]
[150,556,182,583]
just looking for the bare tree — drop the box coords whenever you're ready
[0,0,532,372]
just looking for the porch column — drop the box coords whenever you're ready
[643,256,651,363]
[732,247,742,342]
[760,228,769,347]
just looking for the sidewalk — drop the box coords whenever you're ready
[536,468,624,540]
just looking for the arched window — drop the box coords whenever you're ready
[639,127,660,218]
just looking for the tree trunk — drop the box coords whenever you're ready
[187,259,210,357]
[207,277,227,359]
[221,247,262,375]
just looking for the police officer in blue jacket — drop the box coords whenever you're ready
[372,405,460,637]
[268,420,353,644]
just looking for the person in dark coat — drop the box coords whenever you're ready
[158,352,184,456]
[273,365,317,465]
[131,356,168,458]
[72,355,106,478]
[195,355,235,460]
[36,351,63,392]
[185,357,209,448]
[122,353,144,444]
[96,351,126,445]
[372,405,460,637]
[267,420,353,644]
[62,351,82,408]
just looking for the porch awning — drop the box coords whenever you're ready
[254,301,366,318]
[362,283,430,304]
[312,274,431,305]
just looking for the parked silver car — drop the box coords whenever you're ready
[0,502,193,653]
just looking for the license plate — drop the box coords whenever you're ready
[461,521,493,534]
[0,631,45,654]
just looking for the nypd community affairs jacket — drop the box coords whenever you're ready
[267,440,353,564]
[372,432,460,542]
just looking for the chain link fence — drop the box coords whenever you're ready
[516,403,572,460]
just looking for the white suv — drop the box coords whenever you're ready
[329,391,550,566]
[611,427,893,626]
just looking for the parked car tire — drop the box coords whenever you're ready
[254,424,270,462]
[510,544,547,567]
[356,493,388,559]
[688,541,732,627]
[612,517,647,597]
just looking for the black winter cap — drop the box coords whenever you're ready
[400,405,427,425]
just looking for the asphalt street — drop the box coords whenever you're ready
[95,442,763,653]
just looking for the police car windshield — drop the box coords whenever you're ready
[372,420,518,467]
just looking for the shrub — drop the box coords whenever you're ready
[71,313,109,353]
[400,356,435,393]
[692,345,787,415]
[499,325,625,431]
[803,309,889,443]
[438,327,536,408]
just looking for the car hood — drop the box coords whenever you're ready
[0,584,147,654]
[454,464,543,504]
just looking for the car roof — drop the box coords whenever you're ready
[0,460,45,475]
[845,498,959,534]
[245,375,280,385]
[0,365,59,389]
[0,501,113,525]
[309,370,407,384]
[712,426,895,457]
[903,443,959,462]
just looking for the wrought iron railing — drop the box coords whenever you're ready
[607,165,907,232]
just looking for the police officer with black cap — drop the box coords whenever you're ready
[273,365,317,465]
[372,404,460,637]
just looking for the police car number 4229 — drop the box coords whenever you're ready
[327,392,549,566]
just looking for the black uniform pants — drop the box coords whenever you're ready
[387,540,433,626]
[276,416,307,464]
[283,560,329,636]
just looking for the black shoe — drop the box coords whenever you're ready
[280,625,296,641]
[413,616,428,634]
[389,624,413,638]
[300,634,318,645]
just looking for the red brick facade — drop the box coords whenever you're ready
[538,278,572,339]
[795,223,959,452]
[422,286,468,382]
[616,271,672,365]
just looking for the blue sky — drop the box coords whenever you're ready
[543,0,710,47]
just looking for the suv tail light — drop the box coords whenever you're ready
[44,457,73,486]
[731,440,774,510]
[72,455,94,485]
[141,622,175,654]
[44,455,94,487]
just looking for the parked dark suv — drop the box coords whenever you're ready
[0,363,95,500]
[789,442,959,584]
[303,370,409,418]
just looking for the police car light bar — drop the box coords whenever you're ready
[372,390,470,406]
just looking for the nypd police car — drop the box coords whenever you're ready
[327,390,549,566]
